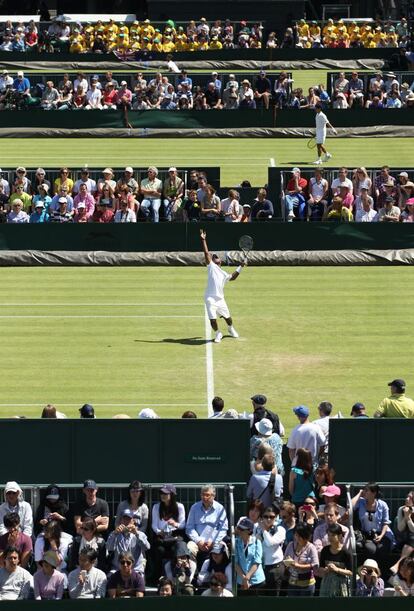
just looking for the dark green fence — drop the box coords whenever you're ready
[0,419,250,485]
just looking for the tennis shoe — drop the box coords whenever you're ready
[214,331,223,343]
[323,153,332,161]
[314,159,323,165]
[228,326,239,338]
[287,211,295,219]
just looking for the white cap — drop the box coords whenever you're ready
[34,201,45,208]
[255,418,273,436]
[291,167,301,174]
[168,167,177,172]
[5,481,21,495]
[17,71,24,77]
[399,171,409,178]
[138,408,159,419]
[125,166,133,173]
[77,202,86,208]
[120,80,127,86]
[58,197,67,203]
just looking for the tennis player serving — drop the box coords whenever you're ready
[313,102,337,165]
[200,229,245,343]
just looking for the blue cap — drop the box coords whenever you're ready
[237,517,254,531]
[83,479,97,490]
[122,508,135,519]
[293,405,309,418]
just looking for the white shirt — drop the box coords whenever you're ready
[202,587,233,597]
[68,566,107,599]
[0,75,13,90]
[355,207,377,222]
[315,111,328,134]
[332,177,353,195]
[73,178,97,195]
[259,525,286,565]
[309,177,327,200]
[205,261,231,300]
[0,178,10,197]
[86,89,102,108]
[287,422,326,462]
[0,501,33,537]
[34,532,73,571]
[151,502,186,534]
[312,416,330,438]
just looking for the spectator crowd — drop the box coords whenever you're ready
[1,378,414,599]
[283,165,414,222]
[0,17,266,54]
[0,166,272,224]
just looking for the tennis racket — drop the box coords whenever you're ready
[307,136,317,150]
[239,234,254,263]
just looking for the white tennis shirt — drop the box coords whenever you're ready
[205,261,231,300]
[315,111,328,137]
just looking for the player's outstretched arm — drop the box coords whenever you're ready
[327,120,337,134]
[200,229,212,264]
[230,261,246,281]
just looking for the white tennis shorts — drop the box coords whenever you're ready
[316,130,326,145]
[205,297,230,320]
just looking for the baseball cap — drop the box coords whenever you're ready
[251,394,267,405]
[406,198,414,206]
[83,479,97,490]
[34,201,45,208]
[77,202,86,209]
[361,558,380,572]
[237,517,254,531]
[16,166,26,173]
[324,484,341,497]
[5,481,21,494]
[291,167,301,174]
[17,71,24,77]
[46,486,60,500]
[385,195,395,203]
[168,167,177,172]
[125,166,133,173]
[58,197,67,204]
[388,378,405,391]
[120,80,127,86]
[160,484,176,495]
[293,405,309,418]
[79,403,94,418]
[102,168,113,175]
[399,171,409,178]
[122,508,135,519]
[351,402,365,415]
[2,70,8,74]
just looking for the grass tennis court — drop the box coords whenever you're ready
[1,266,413,431]
[3,137,414,188]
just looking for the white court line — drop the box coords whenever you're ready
[270,158,276,167]
[204,306,214,417]
[1,303,200,307]
[0,315,200,319]
[0,403,205,407]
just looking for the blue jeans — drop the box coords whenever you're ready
[284,194,306,221]
[287,584,315,597]
[141,198,161,222]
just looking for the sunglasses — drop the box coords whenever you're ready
[120,560,132,566]
[263,514,276,519]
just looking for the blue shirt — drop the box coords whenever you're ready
[185,500,228,544]
[291,467,315,504]
[235,536,265,585]
[29,210,49,223]
[250,432,284,475]
[13,77,30,92]
[50,194,74,212]
[355,498,394,541]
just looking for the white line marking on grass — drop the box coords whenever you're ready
[0,315,200,319]
[0,403,205,407]
[204,306,214,417]
[2,303,200,307]
[270,158,276,167]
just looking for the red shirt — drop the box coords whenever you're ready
[287,177,308,196]
[0,531,32,557]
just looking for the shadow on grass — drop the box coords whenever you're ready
[134,337,211,346]
[286,160,316,165]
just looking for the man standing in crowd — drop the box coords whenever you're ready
[209,397,225,418]
[250,394,285,437]
[73,480,109,535]
[374,379,414,418]
[287,405,326,466]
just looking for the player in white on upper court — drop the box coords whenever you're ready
[313,103,337,165]
[200,229,245,343]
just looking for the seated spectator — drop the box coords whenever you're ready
[375,195,401,222]
[220,189,242,222]
[40,81,59,110]
[66,517,107,573]
[302,86,320,109]
[117,167,138,196]
[241,203,252,222]
[356,559,384,597]
[107,551,145,598]
[202,572,233,596]
[182,190,200,222]
[386,88,402,108]
[49,198,73,223]
[164,540,196,595]
[10,185,31,211]
[235,517,265,595]
[73,85,86,109]
[33,550,65,599]
[33,484,69,536]
[0,482,32,537]
[0,514,32,569]
[32,184,52,212]
[348,71,365,107]
[284,167,307,221]
[318,524,352,597]
[57,84,73,110]
[68,548,107,599]
[54,167,73,195]
[334,72,349,99]
[102,82,117,109]
[185,485,228,562]
[116,80,132,108]
[34,520,72,572]
[401,198,414,222]
[204,82,222,109]
[163,167,184,221]
[157,576,174,596]
[307,168,329,221]
[313,503,350,554]
[151,484,185,579]
[374,165,396,200]
[324,196,353,221]
[273,72,291,109]
[85,78,102,110]
[140,166,163,223]
[353,167,372,196]
[200,184,221,221]
[254,71,271,109]
[197,541,232,591]
[73,183,95,219]
[114,201,136,222]
[73,480,109,536]
[392,557,414,597]
[337,182,354,209]
[73,168,97,196]
[355,188,376,222]
[107,509,150,575]
[251,188,274,220]
[284,523,319,596]
[115,481,148,531]
[7,200,29,223]
[97,168,116,195]
[390,490,414,574]
[0,546,33,600]
[255,505,286,595]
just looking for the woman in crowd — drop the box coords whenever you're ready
[256,505,286,596]
[33,551,65,599]
[200,184,221,221]
[307,168,329,221]
[250,418,284,476]
[284,523,319,596]
[297,497,320,532]
[273,72,291,108]
[115,184,139,214]
[157,577,174,596]
[393,557,414,596]
[198,541,232,591]
[151,484,185,580]
[318,524,352,597]
[164,540,196,596]
[246,499,265,534]
[303,86,320,109]
[107,551,145,598]
[32,184,52,214]
[314,465,335,502]
[390,489,414,574]
[201,572,233,597]
[53,167,73,195]
[355,559,384,597]
[33,484,69,536]
[32,168,51,193]
[96,184,116,209]
[289,448,315,507]
[66,517,107,573]
[279,501,297,548]
[352,482,394,568]
[34,520,72,572]
[401,198,414,222]
[353,167,372,196]
[115,481,148,532]
[235,517,265,595]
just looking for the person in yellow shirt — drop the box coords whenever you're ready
[187,37,199,52]
[104,19,119,36]
[364,33,376,48]
[373,26,383,44]
[152,38,163,52]
[309,21,321,42]
[374,380,414,418]
[334,20,347,36]
[162,36,175,53]
[140,19,155,39]
[118,22,129,36]
[84,23,94,36]
[130,21,140,37]
[322,19,334,38]
[116,33,129,49]
[106,34,118,51]
[297,19,310,39]
[347,21,359,37]
[324,196,353,221]
[175,34,188,51]
[70,37,85,53]
[130,38,141,51]
[209,36,223,50]
[141,36,152,51]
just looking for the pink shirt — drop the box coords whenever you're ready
[73,192,95,219]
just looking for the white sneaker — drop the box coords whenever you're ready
[287,211,295,219]
[214,331,223,343]
[228,326,239,338]
[323,153,332,161]
[314,159,322,165]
